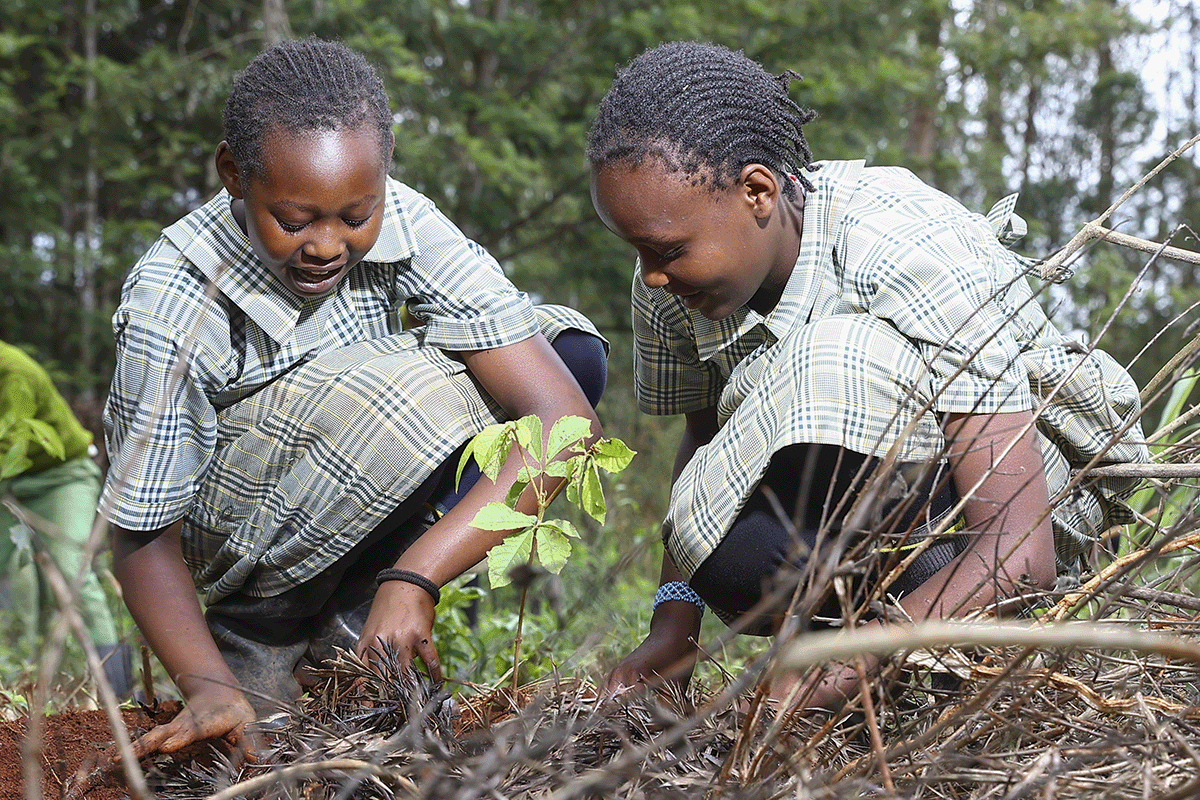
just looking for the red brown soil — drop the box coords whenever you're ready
[0,701,183,800]
[0,688,557,799]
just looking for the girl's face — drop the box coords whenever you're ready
[219,124,390,298]
[590,157,799,321]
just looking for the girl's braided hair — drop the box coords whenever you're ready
[586,41,819,199]
[223,36,393,179]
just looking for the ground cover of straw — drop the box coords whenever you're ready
[7,537,1200,800]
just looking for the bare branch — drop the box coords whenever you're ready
[1040,132,1200,281]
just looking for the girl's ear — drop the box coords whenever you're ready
[215,141,245,199]
[739,164,781,220]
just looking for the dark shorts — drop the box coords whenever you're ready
[690,443,967,634]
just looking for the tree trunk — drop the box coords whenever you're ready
[980,2,1008,200]
[905,0,944,182]
[80,0,98,402]
[1093,33,1116,214]
[263,0,292,45]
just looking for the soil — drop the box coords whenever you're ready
[0,701,185,800]
[0,692,521,800]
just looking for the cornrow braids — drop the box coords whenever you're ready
[586,41,819,199]
[223,36,393,180]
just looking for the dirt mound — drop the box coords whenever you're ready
[0,702,188,800]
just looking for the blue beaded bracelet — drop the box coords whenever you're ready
[653,581,705,614]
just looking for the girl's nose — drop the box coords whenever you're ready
[303,222,346,262]
[638,257,669,289]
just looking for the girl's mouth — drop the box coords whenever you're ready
[289,264,345,294]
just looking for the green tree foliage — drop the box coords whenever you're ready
[1,0,1191,500]
[302,0,749,334]
[995,0,1199,396]
[0,0,256,399]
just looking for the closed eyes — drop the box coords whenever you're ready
[278,216,371,233]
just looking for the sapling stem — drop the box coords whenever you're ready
[459,415,635,700]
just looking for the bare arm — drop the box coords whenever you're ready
[900,409,1058,619]
[776,408,1058,709]
[111,521,257,755]
[356,332,601,679]
[606,406,718,693]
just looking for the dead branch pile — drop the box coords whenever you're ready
[136,574,1200,800]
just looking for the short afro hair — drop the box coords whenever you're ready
[586,41,818,199]
[222,36,394,179]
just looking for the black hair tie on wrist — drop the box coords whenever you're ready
[376,568,441,604]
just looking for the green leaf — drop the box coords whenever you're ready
[0,439,30,481]
[469,421,517,483]
[535,520,579,574]
[455,442,475,489]
[580,461,606,523]
[542,460,572,479]
[547,415,593,460]
[1128,368,1199,518]
[1155,369,1198,438]
[457,422,500,487]
[24,418,64,461]
[504,479,528,508]
[0,411,17,441]
[591,437,636,473]
[514,415,543,463]
[565,469,580,506]
[470,502,536,531]
[487,529,535,588]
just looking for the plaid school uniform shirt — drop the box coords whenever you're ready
[101,177,598,600]
[634,160,1148,580]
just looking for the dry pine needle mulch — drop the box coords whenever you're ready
[126,608,1200,800]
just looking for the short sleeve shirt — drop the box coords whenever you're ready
[636,161,1033,425]
[634,161,1147,575]
[101,177,542,533]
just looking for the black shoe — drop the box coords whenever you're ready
[96,643,135,699]
[207,612,309,716]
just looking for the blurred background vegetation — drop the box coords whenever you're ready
[1,0,1198,704]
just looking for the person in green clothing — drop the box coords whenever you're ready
[0,339,133,697]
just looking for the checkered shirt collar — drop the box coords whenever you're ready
[691,160,866,363]
[163,182,420,346]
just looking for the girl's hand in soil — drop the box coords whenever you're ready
[606,601,701,698]
[129,683,261,759]
[355,579,442,682]
[68,684,263,800]
[764,655,876,714]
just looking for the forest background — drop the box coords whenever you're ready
[2,0,1199,693]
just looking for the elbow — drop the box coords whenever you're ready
[1021,529,1059,592]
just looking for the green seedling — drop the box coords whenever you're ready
[458,414,635,692]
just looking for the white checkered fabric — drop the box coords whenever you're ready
[633,160,1148,579]
[101,177,598,599]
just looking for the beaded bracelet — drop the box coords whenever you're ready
[376,568,441,604]
[653,581,705,614]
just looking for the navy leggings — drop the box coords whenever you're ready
[689,444,966,635]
